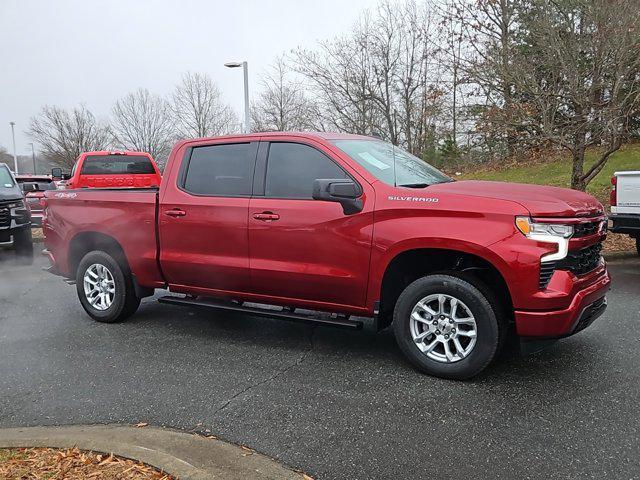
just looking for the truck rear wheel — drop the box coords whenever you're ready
[75,250,140,323]
[392,274,502,380]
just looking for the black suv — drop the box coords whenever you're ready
[0,164,33,263]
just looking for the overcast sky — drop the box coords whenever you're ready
[0,0,377,155]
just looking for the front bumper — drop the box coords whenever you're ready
[514,268,611,338]
[609,213,640,236]
[0,223,31,246]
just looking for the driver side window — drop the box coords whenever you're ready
[264,142,348,199]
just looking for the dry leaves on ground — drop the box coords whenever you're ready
[31,228,44,240]
[604,232,636,252]
[0,447,174,479]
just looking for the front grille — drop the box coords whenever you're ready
[573,221,602,238]
[0,202,10,227]
[539,261,556,289]
[558,243,603,276]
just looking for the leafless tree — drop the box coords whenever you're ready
[503,0,640,189]
[292,1,447,156]
[172,72,238,138]
[443,0,520,157]
[28,105,111,169]
[293,28,377,137]
[111,88,175,167]
[251,56,318,132]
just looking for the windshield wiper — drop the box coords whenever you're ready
[398,183,430,188]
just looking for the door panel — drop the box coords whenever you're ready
[248,140,374,308]
[160,194,250,291]
[249,198,374,307]
[159,141,257,293]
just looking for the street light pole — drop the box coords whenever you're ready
[242,61,250,134]
[224,61,251,133]
[30,143,37,174]
[9,122,18,174]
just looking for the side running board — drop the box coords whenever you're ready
[158,295,370,330]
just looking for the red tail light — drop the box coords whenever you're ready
[610,176,617,207]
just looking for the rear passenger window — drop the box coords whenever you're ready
[81,155,155,175]
[265,142,348,199]
[184,143,254,196]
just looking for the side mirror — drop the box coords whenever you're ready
[51,167,62,178]
[312,179,363,215]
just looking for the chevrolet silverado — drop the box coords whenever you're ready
[42,132,611,379]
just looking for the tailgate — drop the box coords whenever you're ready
[614,171,640,214]
[79,174,159,188]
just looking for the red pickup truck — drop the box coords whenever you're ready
[61,151,161,189]
[42,132,610,379]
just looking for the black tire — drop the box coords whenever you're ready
[636,237,640,257]
[75,250,140,323]
[392,274,503,380]
[13,228,33,264]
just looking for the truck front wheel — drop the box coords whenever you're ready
[75,250,140,323]
[393,274,502,380]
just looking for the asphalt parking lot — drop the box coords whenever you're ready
[1,247,639,480]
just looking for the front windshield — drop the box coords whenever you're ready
[0,166,15,188]
[331,139,450,187]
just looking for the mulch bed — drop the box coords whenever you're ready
[0,447,174,479]
[604,232,636,253]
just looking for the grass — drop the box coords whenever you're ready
[460,143,640,207]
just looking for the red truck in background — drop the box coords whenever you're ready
[59,151,161,189]
[15,174,57,227]
[42,132,611,379]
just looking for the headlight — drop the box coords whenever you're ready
[515,216,574,262]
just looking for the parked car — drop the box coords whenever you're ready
[62,151,161,189]
[609,170,640,255]
[15,174,57,227]
[0,164,33,262]
[42,132,610,379]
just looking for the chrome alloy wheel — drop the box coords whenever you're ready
[409,293,477,363]
[83,263,115,311]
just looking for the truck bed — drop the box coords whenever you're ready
[43,188,164,287]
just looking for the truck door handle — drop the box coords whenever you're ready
[164,208,186,217]
[253,211,280,221]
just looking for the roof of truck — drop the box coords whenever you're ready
[79,150,154,157]
[174,131,375,147]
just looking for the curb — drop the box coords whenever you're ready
[0,425,303,480]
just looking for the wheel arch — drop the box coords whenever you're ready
[376,246,513,330]
[68,231,130,278]
[68,231,154,298]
